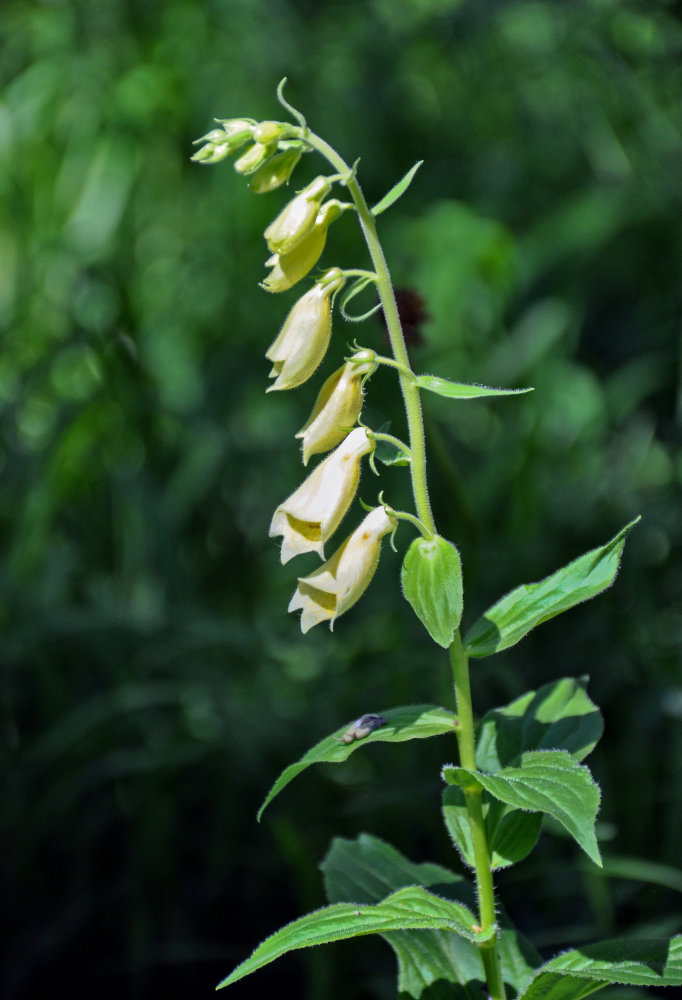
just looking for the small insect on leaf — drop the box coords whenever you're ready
[339,713,387,744]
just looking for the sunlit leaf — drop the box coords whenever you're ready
[371,160,423,216]
[416,375,533,400]
[443,788,542,870]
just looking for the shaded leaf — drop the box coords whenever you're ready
[258,705,458,820]
[464,519,640,658]
[371,160,423,216]
[443,787,542,870]
[443,750,602,866]
[476,676,603,773]
[322,834,540,1000]
[520,936,682,999]
[216,885,490,990]
[416,375,533,400]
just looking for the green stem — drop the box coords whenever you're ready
[303,129,436,536]
[450,633,507,1000]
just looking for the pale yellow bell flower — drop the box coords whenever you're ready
[264,269,344,391]
[269,427,374,564]
[296,353,375,465]
[288,506,397,633]
[260,200,345,294]
[264,176,331,255]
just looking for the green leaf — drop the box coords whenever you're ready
[216,885,490,990]
[371,160,423,216]
[443,749,602,866]
[401,535,463,648]
[443,787,542,870]
[322,834,541,1000]
[464,519,640,658]
[257,705,458,820]
[520,936,682,1000]
[416,375,533,400]
[476,676,603,773]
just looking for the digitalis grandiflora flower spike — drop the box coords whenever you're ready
[269,427,374,564]
[260,200,346,293]
[264,176,331,255]
[288,506,397,633]
[296,353,375,465]
[264,268,345,391]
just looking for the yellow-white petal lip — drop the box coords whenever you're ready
[288,506,396,633]
[265,270,344,391]
[296,356,374,465]
[269,427,373,563]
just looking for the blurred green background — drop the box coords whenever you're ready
[2,0,681,998]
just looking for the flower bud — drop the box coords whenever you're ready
[260,200,346,293]
[191,119,255,164]
[265,269,345,391]
[264,176,332,255]
[234,141,277,175]
[296,355,375,465]
[270,427,374,563]
[288,507,397,633]
[252,120,294,144]
[248,148,303,194]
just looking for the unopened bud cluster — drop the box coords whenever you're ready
[193,112,396,631]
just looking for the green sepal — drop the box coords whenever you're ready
[443,787,542,870]
[443,749,602,867]
[216,885,491,990]
[519,935,682,999]
[476,676,603,773]
[416,375,533,400]
[257,705,458,820]
[464,518,640,658]
[401,535,463,648]
[322,834,541,1000]
[371,160,423,216]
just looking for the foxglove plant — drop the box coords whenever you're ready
[193,82,682,999]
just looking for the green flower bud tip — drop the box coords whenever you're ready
[248,148,303,194]
[234,141,277,175]
[252,120,294,144]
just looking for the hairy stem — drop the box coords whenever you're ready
[450,633,507,1000]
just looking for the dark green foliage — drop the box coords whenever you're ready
[2,1,681,998]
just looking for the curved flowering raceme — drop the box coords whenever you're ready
[288,506,397,633]
[296,353,375,465]
[264,176,332,256]
[261,199,347,293]
[269,427,374,564]
[265,268,345,391]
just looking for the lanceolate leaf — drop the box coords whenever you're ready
[257,705,458,820]
[371,160,423,216]
[475,676,603,773]
[443,750,602,866]
[401,535,463,648]
[216,886,490,990]
[443,787,542,870]
[322,834,540,1000]
[520,936,682,1000]
[416,375,533,400]
[464,519,640,658]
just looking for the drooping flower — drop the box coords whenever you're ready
[264,176,332,256]
[260,200,346,293]
[269,427,374,563]
[265,268,344,391]
[296,352,375,465]
[288,506,397,633]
